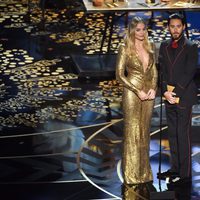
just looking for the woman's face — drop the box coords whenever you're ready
[134,22,146,41]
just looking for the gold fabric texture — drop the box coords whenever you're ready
[116,44,158,185]
[122,184,149,200]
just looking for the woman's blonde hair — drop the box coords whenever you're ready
[124,16,153,56]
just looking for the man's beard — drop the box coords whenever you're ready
[172,32,183,41]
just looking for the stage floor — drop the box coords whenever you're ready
[0,1,199,199]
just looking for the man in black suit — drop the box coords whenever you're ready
[158,13,198,185]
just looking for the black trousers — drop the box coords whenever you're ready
[165,103,192,178]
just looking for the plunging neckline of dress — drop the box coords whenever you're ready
[135,50,150,73]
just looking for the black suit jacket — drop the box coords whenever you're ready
[159,36,198,107]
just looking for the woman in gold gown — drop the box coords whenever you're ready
[116,16,158,192]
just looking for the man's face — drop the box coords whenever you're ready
[168,19,185,40]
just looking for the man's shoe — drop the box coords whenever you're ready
[157,170,179,180]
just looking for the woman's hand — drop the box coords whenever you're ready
[138,90,148,101]
[147,89,156,100]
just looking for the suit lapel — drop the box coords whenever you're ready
[166,41,173,65]
[172,40,186,66]
[165,38,186,67]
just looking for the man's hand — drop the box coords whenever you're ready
[147,89,156,100]
[164,91,176,104]
[138,90,148,101]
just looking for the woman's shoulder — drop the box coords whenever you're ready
[149,40,155,48]
[118,43,125,48]
[147,40,156,54]
[118,43,126,53]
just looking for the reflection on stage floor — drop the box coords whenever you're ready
[0,0,199,199]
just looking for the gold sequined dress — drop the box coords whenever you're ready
[116,44,158,185]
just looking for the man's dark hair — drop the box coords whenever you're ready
[167,13,185,26]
